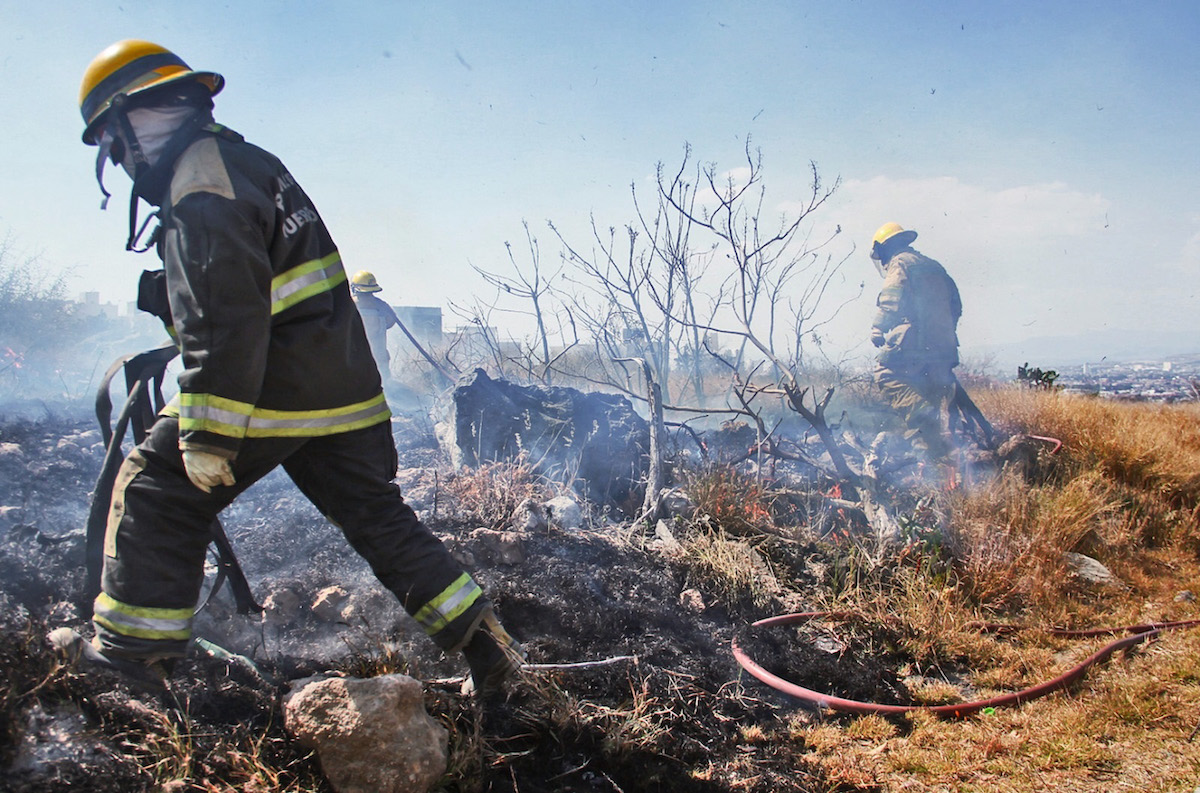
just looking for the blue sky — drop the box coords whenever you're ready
[2,1,1197,367]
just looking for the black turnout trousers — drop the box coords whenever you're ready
[94,417,487,659]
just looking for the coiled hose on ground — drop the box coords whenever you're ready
[732,611,1200,718]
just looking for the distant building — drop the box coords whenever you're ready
[393,305,443,346]
[448,323,522,365]
[76,291,119,320]
[450,324,497,359]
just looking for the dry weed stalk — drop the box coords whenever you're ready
[678,527,779,609]
[684,466,780,537]
[443,455,552,529]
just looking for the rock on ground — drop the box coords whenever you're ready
[283,674,448,793]
[1063,551,1124,588]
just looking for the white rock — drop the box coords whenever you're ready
[654,520,682,554]
[544,496,583,530]
[514,497,549,533]
[467,527,526,565]
[284,674,448,793]
[1063,552,1123,587]
[657,487,696,520]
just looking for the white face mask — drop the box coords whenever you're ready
[93,105,199,208]
[119,106,199,173]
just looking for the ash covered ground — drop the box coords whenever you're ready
[0,404,907,793]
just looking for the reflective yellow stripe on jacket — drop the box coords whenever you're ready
[178,393,254,437]
[413,573,482,636]
[175,392,391,439]
[92,592,193,642]
[271,252,346,315]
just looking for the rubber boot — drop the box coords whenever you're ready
[460,608,525,697]
[48,627,171,692]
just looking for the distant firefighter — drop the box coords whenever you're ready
[350,270,401,384]
[869,223,962,463]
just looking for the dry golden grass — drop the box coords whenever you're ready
[127,705,326,793]
[785,387,1200,792]
[789,625,1200,792]
[949,471,1120,620]
[677,528,780,609]
[940,389,1200,622]
[977,389,1200,549]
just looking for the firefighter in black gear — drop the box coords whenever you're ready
[68,39,520,693]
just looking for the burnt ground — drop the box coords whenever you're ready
[0,409,915,793]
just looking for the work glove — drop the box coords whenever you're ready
[182,450,236,493]
[461,607,526,697]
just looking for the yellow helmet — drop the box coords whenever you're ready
[351,270,382,292]
[869,222,918,261]
[79,39,223,145]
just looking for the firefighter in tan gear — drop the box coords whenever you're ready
[350,270,401,385]
[59,40,522,693]
[869,223,962,464]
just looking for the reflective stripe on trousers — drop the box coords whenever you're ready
[413,573,483,637]
[95,417,487,659]
[93,591,193,642]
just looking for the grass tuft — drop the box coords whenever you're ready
[443,456,553,530]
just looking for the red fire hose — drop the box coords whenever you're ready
[732,612,1200,719]
[1026,434,1064,455]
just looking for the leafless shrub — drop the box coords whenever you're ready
[0,238,89,397]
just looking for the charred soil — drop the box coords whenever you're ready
[0,411,892,792]
[0,407,1127,793]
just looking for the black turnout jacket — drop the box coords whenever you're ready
[138,121,389,458]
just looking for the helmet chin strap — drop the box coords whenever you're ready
[109,95,161,252]
[109,94,152,179]
[92,93,157,250]
[96,96,211,253]
[94,135,116,210]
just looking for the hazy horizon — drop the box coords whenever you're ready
[2,1,1197,371]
